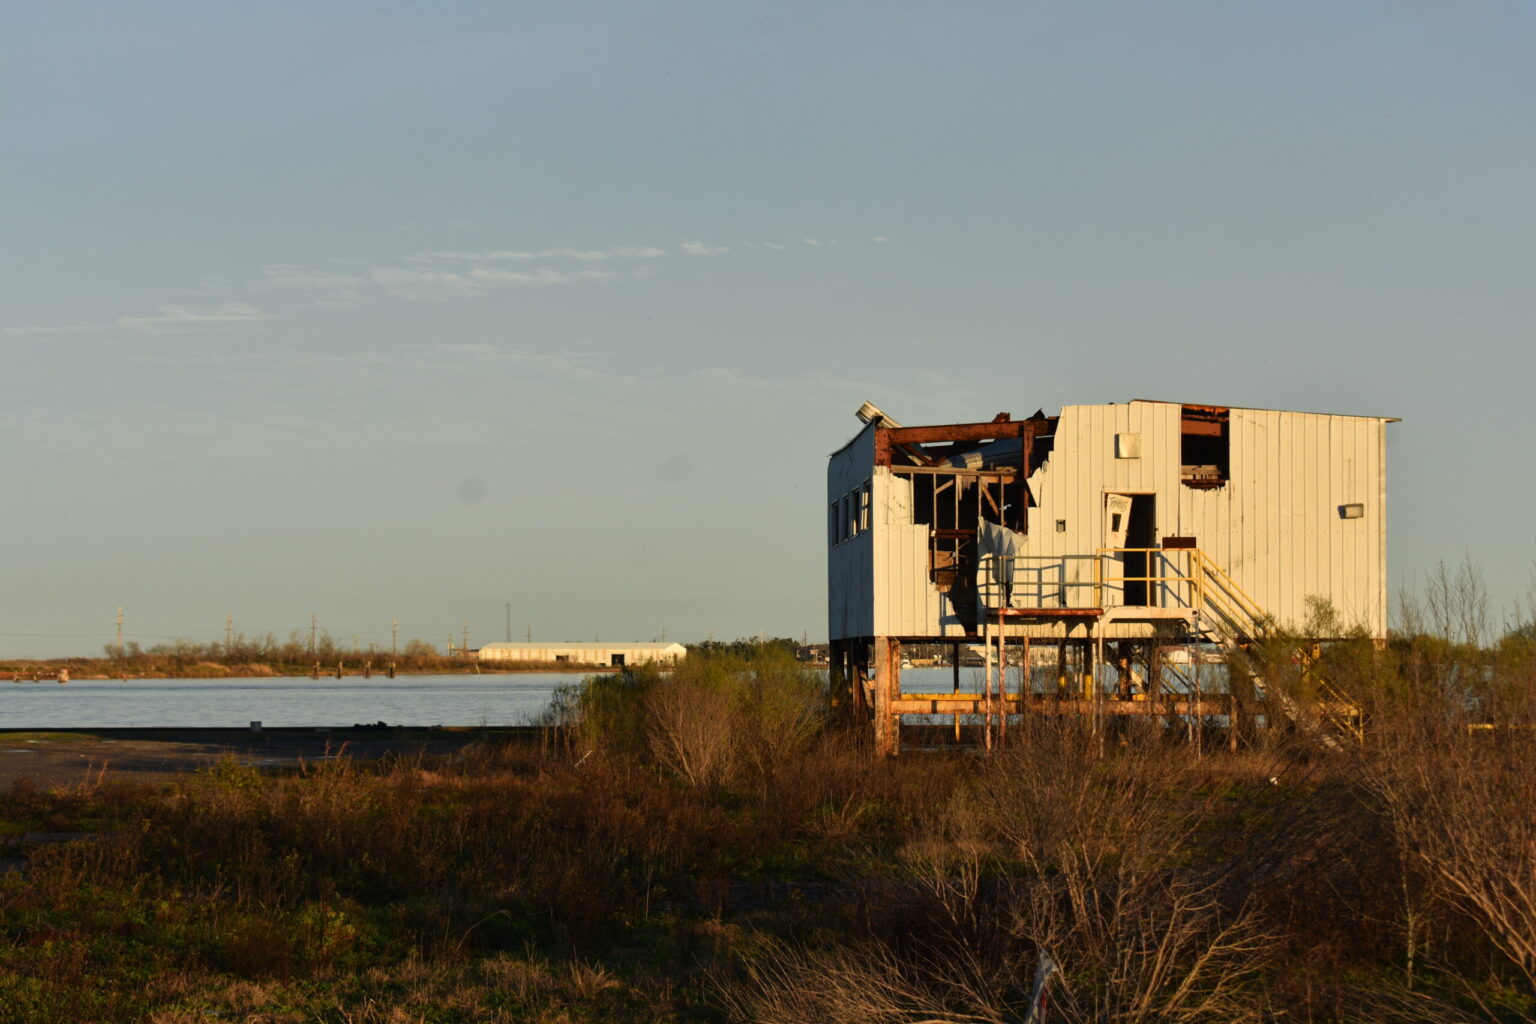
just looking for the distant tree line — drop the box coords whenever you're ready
[91,632,457,676]
[685,636,801,659]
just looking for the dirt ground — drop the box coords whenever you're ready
[0,727,536,789]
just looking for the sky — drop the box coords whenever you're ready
[3,2,1533,658]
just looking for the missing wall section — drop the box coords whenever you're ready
[1180,405,1229,488]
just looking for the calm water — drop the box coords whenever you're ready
[0,666,1220,730]
[0,673,592,729]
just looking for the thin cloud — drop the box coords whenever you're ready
[468,267,572,287]
[2,323,98,337]
[417,245,668,263]
[116,304,272,332]
[370,268,480,300]
[680,240,728,256]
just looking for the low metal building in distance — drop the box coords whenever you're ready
[477,642,687,668]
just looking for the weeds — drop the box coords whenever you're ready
[1,643,1534,1022]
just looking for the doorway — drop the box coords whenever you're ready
[1105,493,1157,606]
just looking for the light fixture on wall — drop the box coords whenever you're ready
[1339,503,1365,519]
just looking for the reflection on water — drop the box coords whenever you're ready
[0,673,591,729]
[0,665,1227,730]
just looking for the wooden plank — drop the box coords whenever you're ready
[891,698,1226,715]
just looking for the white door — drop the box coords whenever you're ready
[1104,493,1132,549]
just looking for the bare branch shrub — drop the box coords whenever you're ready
[1368,697,1536,994]
[644,665,738,789]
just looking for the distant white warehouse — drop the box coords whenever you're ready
[476,641,687,667]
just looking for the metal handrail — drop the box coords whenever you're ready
[1192,550,1269,628]
[976,547,1273,643]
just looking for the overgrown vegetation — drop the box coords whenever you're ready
[4,633,500,679]
[2,621,1536,1021]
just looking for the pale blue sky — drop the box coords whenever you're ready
[3,2,1533,657]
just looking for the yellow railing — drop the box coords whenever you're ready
[977,547,1272,643]
[1091,547,1198,610]
[1190,550,1271,641]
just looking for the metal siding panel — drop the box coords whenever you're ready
[1325,416,1340,624]
[1302,413,1319,628]
[1359,420,1374,631]
[1377,421,1389,637]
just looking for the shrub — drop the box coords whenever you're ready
[563,647,829,788]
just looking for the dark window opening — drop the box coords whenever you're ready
[1180,405,1229,488]
[555,655,570,663]
[1123,495,1157,605]
[611,653,626,667]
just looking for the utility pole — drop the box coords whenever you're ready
[505,603,511,643]
[116,606,124,658]
[391,618,398,659]
[462,621,468,653]
[310,613,317,656]
[661,625,667,642]
[226,613,233,652]
[526,623,532,643]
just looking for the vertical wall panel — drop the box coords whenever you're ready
[830,402,1392,643]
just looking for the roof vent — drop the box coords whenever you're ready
[855,402,903,428]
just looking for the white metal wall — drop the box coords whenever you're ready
[477,643,686,664]
[827,426,877,641]
[830,402,1391,641]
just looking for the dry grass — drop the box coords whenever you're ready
[3,642,1536,1022]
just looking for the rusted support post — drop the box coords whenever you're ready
[983,621,994,753]
[1020,634,1031,737]
[998,616,1009,750]
[1056,636,1068,698]
[953,643,962,742]
[873,637,900,756]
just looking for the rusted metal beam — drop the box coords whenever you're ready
[873,637,900,756]
[890,697,1226,716]
[884,422,1027,446]
[890,466,1017,478]
[995,608,1105,619]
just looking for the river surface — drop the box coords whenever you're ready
[0,667,1214,729]
[0,673,595,729]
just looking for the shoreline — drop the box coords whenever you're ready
[1,664,616,682]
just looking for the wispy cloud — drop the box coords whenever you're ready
[369,268,481,300]
[8,231,874,339]
[257,265,368,308]
[412,245,667,263]
[2,323,98,337]
[116,303,272,333]
[468,267,574,287]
